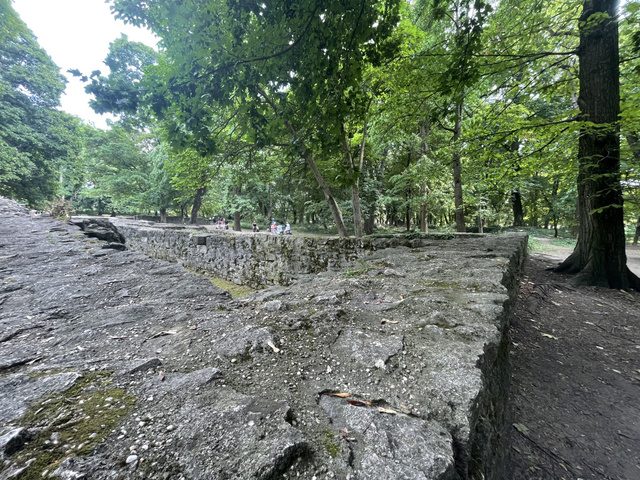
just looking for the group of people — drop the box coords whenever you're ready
[209,217,291,234]
[251,220,291,235]
[211,217,229,229]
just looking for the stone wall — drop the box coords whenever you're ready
[110,219,432,288]
[105,217,528,479]
[133,215,211,225]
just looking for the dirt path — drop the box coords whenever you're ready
[504,252,640,479]
[533,238,640,276]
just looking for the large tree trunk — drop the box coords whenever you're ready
[555,0,639,290]
[452,103,466,232]
[160,207,167,223]
[190,187,206,225]
[364,203,376,235]
[634,217,640,245]
[511,190,524,226]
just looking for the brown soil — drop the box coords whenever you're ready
[504,251,640,479]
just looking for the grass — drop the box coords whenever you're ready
[549,237,576,248]
[527,236,548,253]
[184,267,255,298]
[208,276,255,299]
[344,259,373,277]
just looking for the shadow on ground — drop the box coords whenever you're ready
[505,254,640,479]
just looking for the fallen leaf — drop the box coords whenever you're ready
[381,318,399,324]
[346,399,372,407]
[159,371,165,382]
[328,392,351,398]
[150,330,177,339]
[375,301,381,305]
[378,407,397,415]
[189,325,197,330]
[513,423,529,434]
[541,333,559,340]
[267,341,280,354]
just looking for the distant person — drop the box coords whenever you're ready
[225,218,229,230]
[284,222,291,235]
[271,221,277,234]
[253,220,258,232]
[277,224,283,235]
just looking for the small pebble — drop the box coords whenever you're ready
[126,454,138,464]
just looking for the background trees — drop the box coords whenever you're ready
[2,0,640,288]
[0,0,81,207]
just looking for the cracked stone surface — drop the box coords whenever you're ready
[0,197,526,479]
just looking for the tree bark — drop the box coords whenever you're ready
[233,184,242,231]
[305,153,348,237]
[160,207,167,223]
[555,0,639,290]
[190,187,206,225]
[452,102,466,232]
[420,183,429,233]
[625,132,640,162]
[634,218,639,245]
[511,190,524,226]
[342,120,368,238]
[419,121,431,233]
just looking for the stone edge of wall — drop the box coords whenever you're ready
[468,233,527,480]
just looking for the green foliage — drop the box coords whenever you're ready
[74,34,158,127]
[0,0,81,207]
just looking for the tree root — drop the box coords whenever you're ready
[554,255,640,291]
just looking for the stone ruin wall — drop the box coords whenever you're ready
[110,219,436,288]
[108,218,528,478]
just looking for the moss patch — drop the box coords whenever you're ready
[321,430,340,458]
[209,276,255,299]
[186,268,255,299]
[420,280,461,289]
[5,371,135,480]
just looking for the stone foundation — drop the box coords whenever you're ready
[1,201,527,480]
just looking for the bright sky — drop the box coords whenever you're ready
[12,0,158,129]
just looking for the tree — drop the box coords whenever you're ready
[555,0,640,290]
[80,126,156,214]
[77,34,158,128]
[0,0,80,207]
[110,0,402,237]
